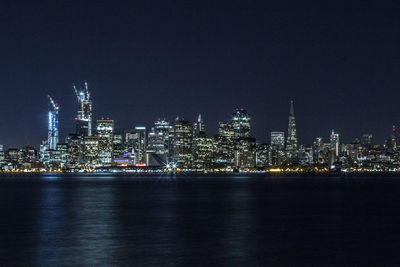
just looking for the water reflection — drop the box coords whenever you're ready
[1,175,400,265]
[34,178,118,265]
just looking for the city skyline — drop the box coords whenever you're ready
[1,89,399,173]
[0,85,397,149]
[1,1,400,148]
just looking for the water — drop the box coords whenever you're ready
[1,174,400,265]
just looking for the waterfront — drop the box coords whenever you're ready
[1,174,400,265]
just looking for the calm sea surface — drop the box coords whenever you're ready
[1,174,400,265]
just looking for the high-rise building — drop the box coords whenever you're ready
[312,137,324,164]
[192,135,213,170]
[112,133,124,158]
[231,108,255,169]
[271,132,285,150]
[84,136,99,168]
[66,134,84,169]
[147,119,172,165]
[286,100,298,152]
[256,143,270,167]
[125,126,147,165]
[391,125,397,149]
[97,119,114,166]
[147,119,171,155]
[47,95,59,150]
[214,122,235,168]
[330,130,340,157]
[73,82,93,137]
[173,118,193,169]
[234,137,256,168]
[361,134,373,148]
[232,108,251,138]
[193,114,206,137]
[0,145,4,167]
[55,143,67,168]
[270,132,286,166]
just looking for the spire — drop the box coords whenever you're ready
[290,100,295,117]
[198,114,202,122]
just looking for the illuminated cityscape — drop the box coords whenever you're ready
[1,86,400,174]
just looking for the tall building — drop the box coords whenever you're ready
[112,133,124,158]
[391,125,397,149]
[256,143,269,167]
[147,119,172,165]
[97,119,114,166]
[192,136,213,170]
[231,108,255,168]
[55,143,67,168]
[84,136,99,168]
[125,126,147,165]
[66,134,84,169]
[286,100,298,152]
[270,132,286,166]
[330,130,340,157]
[73,82,93,137]
[214,122,235,167]
[47,95,59,150]
[193,114,206,137]
[232,108,251,138]
[173,118,193,169]
[0,145,4,167]
[271,132,285,150]
[361,133,373,148]
[312,137,324,164]
[234,137,256,168]
[147,119,171,155]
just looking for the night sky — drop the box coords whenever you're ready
[1,1,400,148]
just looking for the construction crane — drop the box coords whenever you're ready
[73,81,93,136]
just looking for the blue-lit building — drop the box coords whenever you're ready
[47,95,59,150]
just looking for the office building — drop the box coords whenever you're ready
[97,119,114,166]
[173,118,192,168]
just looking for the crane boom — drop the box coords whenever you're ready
[47,94,58,110]
[72,83,80,101]
[84,81,90,100]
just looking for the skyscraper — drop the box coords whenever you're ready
[271,132,285,150]
[214,122,235,168]
[125,126,147,165]
[73,82,93,137]
[173,118,193,169]
[84,136,99,168]
[0,145,4,167]
[232,108,251,138]
[391,125,397,149]
[192,135,213,170]
[231,108,255,169]
[193,114,206,137]
[286,101,298,152]
[97,119,114,166]
[147,119,172,165]
[361,133,373,148]
[312,137,324,164]
[47,95,59,150]
[147,119,171,155]
[66,134,84,169]
[330,130,340,157]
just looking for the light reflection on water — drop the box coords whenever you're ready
[0,174,400,265]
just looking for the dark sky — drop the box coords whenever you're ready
[1,0,400,148]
